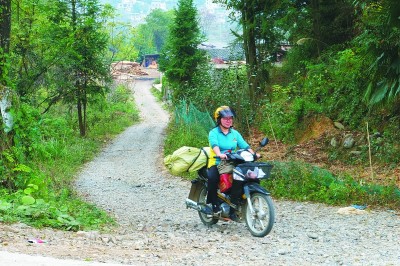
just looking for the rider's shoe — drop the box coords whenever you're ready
[200,204,213,215]
[212,205,221,215]
[229,213,240,222]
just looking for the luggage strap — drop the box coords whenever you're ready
[187,147,208,172]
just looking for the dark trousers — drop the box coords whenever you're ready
[206,165,219,206]
[207,165,243,208]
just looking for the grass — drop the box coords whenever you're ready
[264,161,400,209]
[0,83,140,231]
[162,103,400,209]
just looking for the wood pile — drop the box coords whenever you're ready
[111,61,149,78]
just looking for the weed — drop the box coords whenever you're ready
[265,161,400,208]
[0,83,138,230]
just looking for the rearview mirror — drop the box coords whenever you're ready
[259,137,269,147]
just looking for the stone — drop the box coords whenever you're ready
[330,138,338,147]
[334,121,345,130]
[343,135,355,148]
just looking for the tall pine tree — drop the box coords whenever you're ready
[159,0,206,102]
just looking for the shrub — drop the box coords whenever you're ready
[264,161,400,208]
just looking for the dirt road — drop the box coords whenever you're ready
[1,74,399,266]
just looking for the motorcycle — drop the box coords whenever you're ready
[185,137,275,237]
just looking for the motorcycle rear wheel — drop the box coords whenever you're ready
[244,192,275,237]
[197,187,219,226]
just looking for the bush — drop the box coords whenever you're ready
[264,161,400,208]
[0,83,139,230]
[164,101,211,156]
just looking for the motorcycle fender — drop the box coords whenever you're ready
[245,183,270,196]
[188,179,204,201]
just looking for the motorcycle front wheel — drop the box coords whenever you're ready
[244,192,275,237]
[197,186,219,226]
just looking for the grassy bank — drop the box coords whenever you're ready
[163,103,400,210]
[0,84,139,230]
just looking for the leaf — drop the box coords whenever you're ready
[2,151,14,163]
[21,195,36,205]
[0,201,12,211]
[12,164,32,173]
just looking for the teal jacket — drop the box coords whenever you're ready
[208,126,250,167]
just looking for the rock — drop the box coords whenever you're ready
[278,249,290,255]
[343,134,355,148]
[75,231,87,237]
[101,237,110,243]
[334,122,345,130]
[350,151,362,156]
[330,137,338,147]
[337,207,367,215]
[75,230,100,240]
[307,233,319,239]
[2,225,19,234]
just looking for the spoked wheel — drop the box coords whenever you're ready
[197,187,219,226]
[244,192,275,237]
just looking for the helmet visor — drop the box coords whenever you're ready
[219,109,234,118]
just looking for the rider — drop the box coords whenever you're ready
[204,105,257,218]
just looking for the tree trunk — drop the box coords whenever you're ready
[1,1,13,135]
[0,0,11,85]
[242,1,258,104]
[310,0,322,56]
[77,90,86,137]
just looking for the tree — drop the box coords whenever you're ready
[103,4,140,63]
[142,8,174,53]
[358,0,400,107]
[215,0,355,104]
[0,0,11,87]
[0,0,13,135]
[159,0,207,102]
[213,0,285,103]
[132,9,174,64]
[308,0,354,56]
[44,0,110,136]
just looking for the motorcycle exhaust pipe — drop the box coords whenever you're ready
[185,198,202,211]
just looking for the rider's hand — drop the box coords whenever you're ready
[219,154,227,160]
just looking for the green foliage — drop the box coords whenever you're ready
[0,83,138,229]
[265,161,400,208]
[260,101,295,143]
[267,46,369,139]
[357,0,400,106]
[0,188,114,230]
[164,101,212,156]
[260,97,322,143]
[134,8,174,57]
[159,0,207,102]
[185,65,254,135]
[88,85,139,137]
[107,23,139,62]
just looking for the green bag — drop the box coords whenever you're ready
[164,146,210,175]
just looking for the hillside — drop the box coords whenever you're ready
[249,118,400,189]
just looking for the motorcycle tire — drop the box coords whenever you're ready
[197,186,219,226]
[244,192,275,237]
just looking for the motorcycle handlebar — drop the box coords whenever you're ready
[213,152,261,160]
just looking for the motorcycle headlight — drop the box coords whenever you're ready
[233,169,245,181]
[240,151,254,162]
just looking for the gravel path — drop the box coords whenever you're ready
[1,75,399,266]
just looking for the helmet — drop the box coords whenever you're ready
[214,106,235,124]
